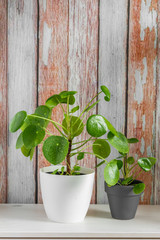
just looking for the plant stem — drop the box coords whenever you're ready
[66,139,72,174]
[123,155,128,179]
[71,137,92,151]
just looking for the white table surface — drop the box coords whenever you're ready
[0,204,160,239]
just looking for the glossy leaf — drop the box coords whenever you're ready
[104,160,119,186]
[73,165,81,171]
[22,125,45,148]
[84,100,100,112]
[116,159,123,170]
[42,136,69,165]
[101,85,110,101]
[127,138,139,143]
[70,106,79,113]
[59,91,77,98]
[86,115,108,137]
[30,147,35,160]
[77,152,84,160]
[21,145,31,157]
[34,105,51,127]
[16,132,23,149]
[96,160,105,168]
[9,111,27,132]
[92,139,111,159]
[103,118,118,136]
[148,157,157,166]
[138,158,152,172]
[45,94,61,108]
[60,95,75,105]
[107,131,129,153]
[121,176,133,185]
[127,156,135,165]
[133,183,145,194]
[62,116,84,138]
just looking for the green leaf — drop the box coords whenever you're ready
[121,176,133,185]
[133,183,145,194]
[107,131,129,153]
[59,91,77,98]
[92,139,111,159]
[104,160,119,186]
[127,138,139,143]
[34,105,51,127]
[22,125,45,148]
[84,100,100,112]
[62,116,84,138]
[127,156,135,165]
[9,111,27,132]
[61,166,65,175]
[116,159,123,169]
[138,158,152,172]
[148,157,157,166]
[16,132,23,149]
[30,147,35,160]
[77,152,84,160]
[21,145,31,157]
[73,165,81,171]
[101,85,110,101]
[70,106,79,113]
[42,136,69,165]
[96,160,105,168]
[52,169,59,175]
[45,94,61,108]
[103,118,118,136]
[86,115,108,137]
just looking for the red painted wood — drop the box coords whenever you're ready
[38,0,69,202]
[128,0,158,204]
[0,0,7,203]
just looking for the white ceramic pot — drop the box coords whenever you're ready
[40,165,95,223]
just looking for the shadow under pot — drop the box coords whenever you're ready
[104,179,144,220]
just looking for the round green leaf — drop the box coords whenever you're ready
[138,158,152,172]
[77,152,84,160]
[86,115,108,137]
[127,156,135,165]
[127,138,139,143]
[148,157,157,166]
[60,95,75,105]
[70,106,79,113]
[21,145,31,157]
[45,94,61,108]
[42,136,69,165]
[62,116,84,138]
[133,183,145,194]
[107,131,129,153]
[116,159,123,169]
[16,132,23,149]
[92,139,111,159]
[84,100,100,112]
[9,111,27,132]
[59,91,77,98]
[22,125,45,148]
[104,160,119,186]
[34,105,51,127]
[101,85,110,101]
[21,114,44,131]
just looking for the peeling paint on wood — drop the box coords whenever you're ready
[38,0,68,203]
[0,0,7,203]
[128,0,158,204]
[68,0,99,203]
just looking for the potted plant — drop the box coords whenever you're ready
[9,85,113,223]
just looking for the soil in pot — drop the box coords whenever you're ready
[46,171,84,175]
[104,179,144,220]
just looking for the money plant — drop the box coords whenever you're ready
[9,86,156,192]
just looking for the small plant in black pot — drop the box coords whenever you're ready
[103,134,157,220]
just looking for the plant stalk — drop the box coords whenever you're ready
[67,139,72,174]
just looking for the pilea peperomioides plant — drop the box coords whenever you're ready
[9,85,156,193]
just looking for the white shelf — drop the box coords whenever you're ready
[0,204,160,239]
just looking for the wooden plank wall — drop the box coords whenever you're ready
[0,0,159,204]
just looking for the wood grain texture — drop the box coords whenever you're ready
[7,0,37,203]
[68,0,99,203]
[155,0,160,204]
[0,0,7,203]
[97,0,128,203]
[38,0,68,203]
[128,0,158,204]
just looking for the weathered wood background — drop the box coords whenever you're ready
[0,0,159,204]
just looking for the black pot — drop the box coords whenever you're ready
[104,179,143,220]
